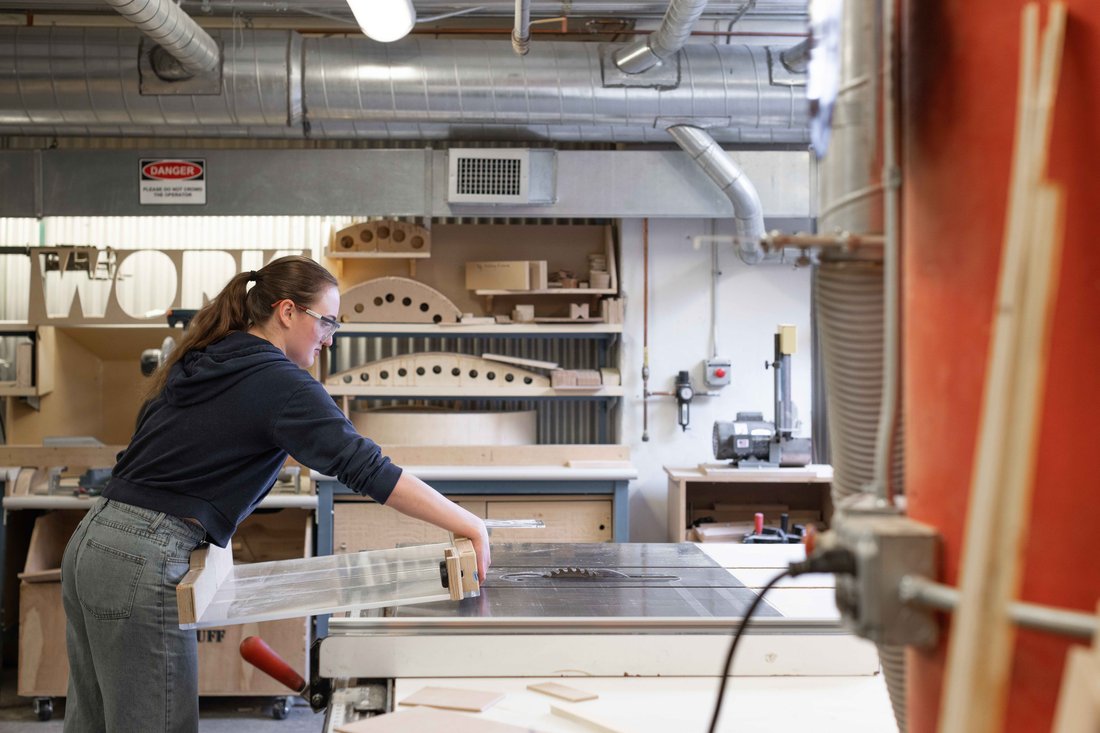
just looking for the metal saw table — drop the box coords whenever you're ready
[317,542,877,730]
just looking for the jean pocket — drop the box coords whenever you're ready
[77,539,147,620]
[165,558,192,587]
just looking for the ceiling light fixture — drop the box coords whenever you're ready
[346,0,417,43]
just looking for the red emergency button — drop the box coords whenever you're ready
[715,368,726,378]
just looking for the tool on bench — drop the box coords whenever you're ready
[742,512,807,544]
[712,325,812,467]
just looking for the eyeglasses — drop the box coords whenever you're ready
[275,301,341,339]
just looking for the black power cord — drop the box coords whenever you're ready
[708,549,858,733]
[708,568,789,733]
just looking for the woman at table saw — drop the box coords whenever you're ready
[59,255,492,733]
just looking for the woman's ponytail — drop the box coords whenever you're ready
[146,256,337,398]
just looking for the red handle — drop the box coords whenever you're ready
[754,512,764,535]
[240,636,306,694]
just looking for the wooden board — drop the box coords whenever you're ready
[0,445,125,471]
[333,501,487,553]
[527,681,598,702]
[336,708,533,733]
[550,704,629,733]
[399,685,505,713]
[381,444,630,467]
[1051,646,1100,733]
[14,341,32,387]
[480,352,558,370]
[351,408,537,447]
[486,500,611,543]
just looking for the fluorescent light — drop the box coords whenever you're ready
[347,0,417,43]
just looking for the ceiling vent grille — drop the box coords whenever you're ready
[447,149,557,205]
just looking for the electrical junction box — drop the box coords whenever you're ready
[704,358,731,388]
[827,503,941,648]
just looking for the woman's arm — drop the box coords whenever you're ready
[383,471,492,583]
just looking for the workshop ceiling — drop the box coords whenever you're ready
[0,1,811,143]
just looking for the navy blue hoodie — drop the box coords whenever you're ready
[104,331,402,546]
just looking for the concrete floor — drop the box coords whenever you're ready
[0,668,324,733]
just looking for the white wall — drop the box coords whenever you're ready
[618,218,814,541]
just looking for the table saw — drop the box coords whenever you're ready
[312,542,875,730]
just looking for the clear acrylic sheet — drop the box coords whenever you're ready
[181,542,469,630]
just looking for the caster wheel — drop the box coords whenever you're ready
[33,697,53,722]
[272,696,291,720]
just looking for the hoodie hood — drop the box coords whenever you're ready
[163,331,289,407]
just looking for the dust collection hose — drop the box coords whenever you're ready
[240,635,307,694]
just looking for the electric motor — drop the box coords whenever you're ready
[712,411,775,462]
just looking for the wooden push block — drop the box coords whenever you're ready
[176,542,235,627]
[444,537,480,600]
[570,303,590,320]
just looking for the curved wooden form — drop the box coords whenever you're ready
[326,353,549,388]
[331,220,431,255]
[339,277,462,324]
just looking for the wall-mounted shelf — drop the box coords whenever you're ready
[335,323,622,336]
[474,288,616,296]
[324,249,431,260]
[327,385,623,398]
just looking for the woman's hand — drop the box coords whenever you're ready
[384,471,493,586]
[467,515,492,584]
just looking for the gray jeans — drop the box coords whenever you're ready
[61,497,207,733]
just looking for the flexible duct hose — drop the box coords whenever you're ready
[814,262,884,502]
[815,260,906,732]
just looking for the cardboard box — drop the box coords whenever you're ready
[465,261,531,290]
[17,509,312,698]
[529,260,548,290]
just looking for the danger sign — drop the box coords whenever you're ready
[140,158,206,205]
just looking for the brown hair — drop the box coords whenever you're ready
[147,255,338,397]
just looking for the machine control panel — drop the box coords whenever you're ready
[704,358,731,388]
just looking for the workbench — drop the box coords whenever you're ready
[665,464,834,542]
[314,463,636,552]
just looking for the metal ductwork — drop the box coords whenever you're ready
[513,0,532,55]
[104,0,220,75]
[668,125,766,262]
[0,28,807,143]
[613,0,709,73]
